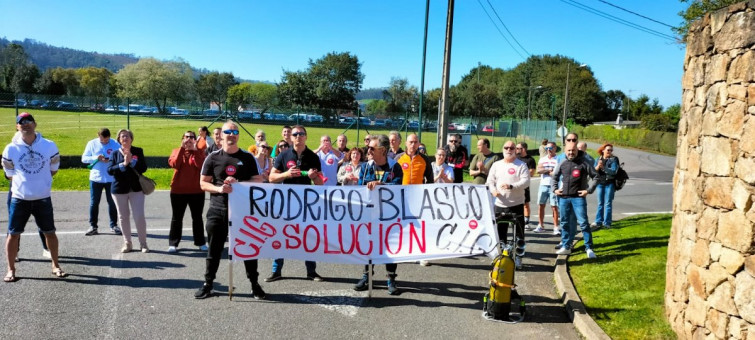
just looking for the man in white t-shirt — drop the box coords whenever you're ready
[486,140,530,270]
[535,142,559,234]
[316,135,341,186]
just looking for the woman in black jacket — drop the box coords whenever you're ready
[107,129,149,253]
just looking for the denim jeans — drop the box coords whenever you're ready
[272,259,317,276]
[558,196,592,250]
[90,181,118,229]
[595,182,615,226]
[8,197,56,235]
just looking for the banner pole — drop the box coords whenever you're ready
[368,260,373,298]
[229,255,234,301]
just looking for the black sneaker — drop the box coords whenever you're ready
[111,226,122,235]
[194,283,213,299]
[307,273,324,282]
[387,279,400,295]
[353,274,368,291]
[264,273,282,282]
[85,227,98,236]
[251,283,267,300]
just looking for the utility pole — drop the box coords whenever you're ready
[418,0,430,142]
[437,0,455,150]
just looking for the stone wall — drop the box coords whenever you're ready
[667,1,755,339]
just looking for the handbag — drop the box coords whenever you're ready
[129,167,156,195]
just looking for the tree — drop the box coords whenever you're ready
[77,67,113,105]
[665,103,681,127]
[9,63,39,95]
[196,72,236,112]
[114,58,195,114]
[228,82,278,113]
[383,77,418,118]
[34,68,66,95]
[51,67,81,96]
[365,99,388,116]
[674,0,741,42]
[422,88,442,119]
[0,43,33,93]
[278,70,315,108]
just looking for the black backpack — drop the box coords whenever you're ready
[615,161,628,191]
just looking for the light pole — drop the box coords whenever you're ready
[562,63,587,145]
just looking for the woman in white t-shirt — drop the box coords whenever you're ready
[432,148,455,183]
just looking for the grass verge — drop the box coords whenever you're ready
[568,214,675,340]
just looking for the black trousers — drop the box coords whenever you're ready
[204,207,258,284]
[494,204,525,245]
[168,193,206,247]
[362,263,398,278]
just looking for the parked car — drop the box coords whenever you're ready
[339,117,354,125]
[57,102,76,109]
[274,113,288,121]
[408,121,420,129]
[482,125,495,133]
[307,114,324,123]
[171,109,190,115]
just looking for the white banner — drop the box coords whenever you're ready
[228,183,500,264]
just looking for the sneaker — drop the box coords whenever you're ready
[420,260,431,266]
[514,256,523,270]
[194,283,213,299]
[121,242,132,253]
[307,273,324,282]
[590,222,602,231]
[386,279,400,295]
[141,246,150,253]
[84,227,98,236]
[167,246,177,253]
[604,224,612,229]
[199,244,208,251]
[251,283,267,300]
[264,273,282,282]
[42,249,51,259]
[556,247,572,255]
[111,226,122,235]
[533,225,545,233]
[586,249,597,259]
[552,228,560,235]
[353,274,369,291]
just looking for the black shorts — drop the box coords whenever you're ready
[524,187,530,203]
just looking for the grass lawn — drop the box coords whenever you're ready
[568,214,675,340]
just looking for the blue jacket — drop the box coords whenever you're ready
[107,146,148,194]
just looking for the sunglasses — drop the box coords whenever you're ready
[292,132,306,137]
[184,135,196,139]
[545,147,553,150]
[503,146,515,150]
[606,149,613,152]
[17,119,34,125]
[260,145,271,150]
[449,140,458,144]
[223,129,240,135]
[566,138,577,142]
[278,144,290,148]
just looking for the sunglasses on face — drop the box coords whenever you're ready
[503,146,515,150]
[292,132,306,137]
[278,144,290,149]
[184,135,196,139]
[260,145,271,150]
[223,129,240,135]
[18,119,34,125]
[449,140,458,144]
[606,149,613,152]
[545,147,553,150]
[566,138,577,142]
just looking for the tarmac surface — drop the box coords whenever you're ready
[0,142,674,339]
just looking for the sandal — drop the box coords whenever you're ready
[51,268,68,278]
[4,270,17,282]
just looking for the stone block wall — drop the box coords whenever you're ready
[668,2,755,339]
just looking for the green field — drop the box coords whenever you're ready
[1,108,536,190]
[568,214,675,339]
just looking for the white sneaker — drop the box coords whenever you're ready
[533,225,545,233]
[552,228,560,235]
[556,247,572,255]
[167,246,177,253]
[419,260,431,266]
[199,244,208,251]
[514,257,523,270]
[42,249,51,259]
[586,249,597,259]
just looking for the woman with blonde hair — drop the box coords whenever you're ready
[107,129,149,253]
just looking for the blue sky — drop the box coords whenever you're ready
[0,0,687,108]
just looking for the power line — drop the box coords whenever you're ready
[475,0,527,60]
[596,0,675,28]
[560,0,677,41]
[485,0,531,56]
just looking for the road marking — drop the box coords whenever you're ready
[654,182,673,185]
[100,253,124,340]
[621,211,672,215]
[290,289,365,317]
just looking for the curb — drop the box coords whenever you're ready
[553,254,612,340]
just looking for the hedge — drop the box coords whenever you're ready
[568,125,676,156]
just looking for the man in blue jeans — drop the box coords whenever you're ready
[551,142,597,259]
[3,112,67,282]
[82,128,121,236]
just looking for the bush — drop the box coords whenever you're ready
[571,124,677,155]
[659,132,677,154]
[641,114,677,132]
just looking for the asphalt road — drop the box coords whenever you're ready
[0,143,674,339]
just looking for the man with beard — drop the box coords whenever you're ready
[468,138,500,185]
[444,133,468,183]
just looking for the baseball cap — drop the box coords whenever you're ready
[16,112,35,124]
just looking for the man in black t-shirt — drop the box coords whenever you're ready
[194,121,266,300]
[444,133,468,183]
[266,125,324,282]
[517,142,537,228]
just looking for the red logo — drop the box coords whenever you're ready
[507,168,515,175]
[106,149,113,155]
[131,155,138,161]
[327,158,334,165]
[469,220,478,230]
[226,165,237,176]
[571,169,581,178]
[286,160,296,169]
[345,166,352,172]
[402,163,409,169]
